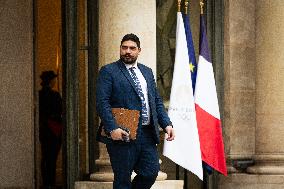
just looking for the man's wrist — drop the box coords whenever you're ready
[163,125,172,133]
[109,129,115,134]
[107,129,116,137]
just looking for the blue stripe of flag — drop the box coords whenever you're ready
[199,14,211,63]
[182,12,197,92]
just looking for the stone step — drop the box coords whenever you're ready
[75,180,184,189]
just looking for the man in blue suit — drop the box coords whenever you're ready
[96,33,175,189]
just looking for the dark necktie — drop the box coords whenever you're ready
[129,67,149,124]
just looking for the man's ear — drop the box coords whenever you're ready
[138,48,141,54]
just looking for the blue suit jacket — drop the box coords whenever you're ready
[96,60,172,144]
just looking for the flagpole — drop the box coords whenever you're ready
[200,0,204,15]
[184,4,189,188]
[175,0,182,183]
[199,2,209,189]
[177,0,181,12]
[184,0,188,15]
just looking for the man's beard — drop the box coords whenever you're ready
[120,54,137,64]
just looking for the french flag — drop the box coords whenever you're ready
[194,14,227,176]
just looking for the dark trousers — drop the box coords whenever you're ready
[106,127,159,189]
[40,130,61,188]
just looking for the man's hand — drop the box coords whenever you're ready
[165,125,175,141]
[110,128,129,141]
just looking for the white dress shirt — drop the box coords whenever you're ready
[124,61,151,125]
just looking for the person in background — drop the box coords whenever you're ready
[39,70,62,189]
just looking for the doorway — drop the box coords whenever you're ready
[34,0,64,188]
[34,0,99,188]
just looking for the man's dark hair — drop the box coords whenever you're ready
[121,33,140,48]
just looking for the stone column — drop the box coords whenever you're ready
[220,1,284,188]
[97,0,156,73]
[223,0,256,173]
[247,0,284,175]
[0,0,34,188]
[90,143,114,181]
[90,0,166,182]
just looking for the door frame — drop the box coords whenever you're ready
[61,0,99,188]
[61,0,80,188]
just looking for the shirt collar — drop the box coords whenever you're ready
[124,60,138,70]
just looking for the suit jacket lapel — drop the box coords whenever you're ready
[117,60,140,96]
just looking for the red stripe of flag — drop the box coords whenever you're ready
[195,104,227,176]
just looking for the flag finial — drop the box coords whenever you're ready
[177,0,181,12]
[184,0,189,15]
[200,0,204,15]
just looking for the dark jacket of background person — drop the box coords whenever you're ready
[38,71,62,188]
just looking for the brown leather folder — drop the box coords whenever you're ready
[101,108,140,140]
